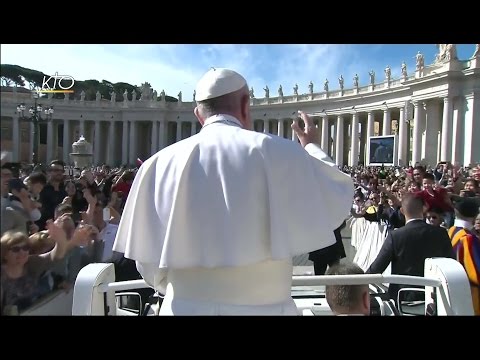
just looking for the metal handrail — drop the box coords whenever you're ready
[96,274,442,294]
[292,274,442,287]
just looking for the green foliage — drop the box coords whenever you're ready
[0,64,178,102]
[1,64,28,86]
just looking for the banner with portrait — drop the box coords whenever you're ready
[367,135,397,166]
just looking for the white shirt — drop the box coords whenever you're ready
[453,218,474,231]
[99,222,119,262]
[406,218,425,225]
[113,114,353,314]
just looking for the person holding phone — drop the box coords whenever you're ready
[6,176,42,226]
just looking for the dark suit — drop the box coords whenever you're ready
[309,221,347,275]
[381,206,405,230]
[366,219,455,302]
[109,251,154,308]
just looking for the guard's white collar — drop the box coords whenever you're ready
[202,114,243,129]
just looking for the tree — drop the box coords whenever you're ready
[0,64,179,102]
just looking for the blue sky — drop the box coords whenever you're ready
[1,44,476,101]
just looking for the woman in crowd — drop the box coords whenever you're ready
[0,216,93,314]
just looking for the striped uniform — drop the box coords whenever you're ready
[448,226,480,315]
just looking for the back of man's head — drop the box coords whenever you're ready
[325,262,370,316]
[401,193,425,220]
[194,68,250,128]
[454,198,479,221]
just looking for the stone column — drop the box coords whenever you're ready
[190,121,197,136]
[424,101,441,165]
[12,116,20,162]
[176,120,182,142]
[331,121,336,159]
[367,112,374,139]
[107,120,116,165]
[359,118,367,164]
[440,97,453,162]
[412,101,423,164]
[291,119,296,141]
[350,113,359,166]
[314,118,321,145]
[463,93,480,166]
[63,119,70,164]
[365,112,374,163]
[151,121,158,155]
[263,119,269,133]
[382,109,391,135]
[122,121,129,165]
[277,119,284,138]
[321,116,329,150]
[46,120,54,163]
[129,121,137,165]
[398,107,407,166]
[158,120,166,150]
[79,119,85,137]
[335,115,344,166]
[94,120,101,165]
[451,98,464,165]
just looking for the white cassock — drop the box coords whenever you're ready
[113,114,353,315]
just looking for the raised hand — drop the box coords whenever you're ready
[71,222,97,247]
[46,216,68,243]
[83,188,96,205]
[291,111,318,148]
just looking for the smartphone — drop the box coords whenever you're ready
[103,207,111,221]
[8,178,28,192]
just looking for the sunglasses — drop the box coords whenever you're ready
[10,245,30,253]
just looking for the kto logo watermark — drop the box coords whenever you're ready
[38,72,75,93]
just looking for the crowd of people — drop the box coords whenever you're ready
[334,162,480,315]
[1,66,479,316]
[0,157,153,315]
[2,153,479,316]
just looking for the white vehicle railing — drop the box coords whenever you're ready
[72,258,474,316]
[292,274,441,287]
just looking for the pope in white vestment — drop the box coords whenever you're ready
[113,68,353,315]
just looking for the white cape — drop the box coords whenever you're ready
[113,117,353,269]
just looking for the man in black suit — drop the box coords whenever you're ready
[309,220,347,275]
[366,193,455,303]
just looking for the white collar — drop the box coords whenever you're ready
[202,114,243,129]
[453,218,474,230]
[406,218,424,225]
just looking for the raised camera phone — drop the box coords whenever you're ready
[103,207,111,221]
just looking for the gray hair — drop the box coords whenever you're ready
[325,262,367,313]
[196,85,248,118]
